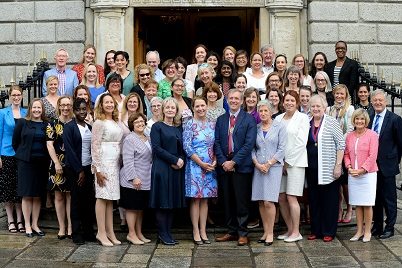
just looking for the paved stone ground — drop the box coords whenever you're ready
[0,212,402,268]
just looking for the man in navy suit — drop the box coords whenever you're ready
[214,88,257,246]
[369,89,402,239]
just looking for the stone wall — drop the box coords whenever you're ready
[308,0,402,85]
[0,0,86,86]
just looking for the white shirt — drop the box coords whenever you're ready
[154,68,165,83]
[371,108,386,134]
[78,123,92,166]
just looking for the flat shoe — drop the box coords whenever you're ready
[8,222,17,233]
[307,234,317,240]
[193,239,203,245]
[257,239,265,243]
[323,236,333,242]
[17,222,25,233]
[277,234,288,240]
[26,232,34,238]
[284,234,303,243]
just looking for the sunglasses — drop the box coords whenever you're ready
[139,73,150,77]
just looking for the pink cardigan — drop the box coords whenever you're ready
[344,129,379,173]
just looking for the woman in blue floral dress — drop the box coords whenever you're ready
[183,96,217,244]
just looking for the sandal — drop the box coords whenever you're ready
[8,222,17,233]
[17,222,25,233]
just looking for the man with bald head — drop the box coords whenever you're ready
[146,51,165,83]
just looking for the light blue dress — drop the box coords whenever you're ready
[183,119,218,198]
[251,121,286,202]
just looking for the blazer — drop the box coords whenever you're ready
[325,57,359,98]
[42,68,79,97]
[12,119,48,162]
[275,110,309,167]
[344,129,378,173]
[0,106,27,156]
[214,109,257,174]
[368,109,402,177]
[63,119,92,174]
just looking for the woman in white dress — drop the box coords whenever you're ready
[344,109,379,242]
[91,93,123,246]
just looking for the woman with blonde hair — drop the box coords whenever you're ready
[81,63,105,106]
[222,46,236,64]
[46,96,74,239]
[91,93,123,246]
[42,76,60,121]
[326,84,354,224]
[149,97,186,245]
[73,44,105,84]
[119,92,144,138]
[131,63,154,115]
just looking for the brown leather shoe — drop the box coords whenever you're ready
[215,233,238,242]
[237,236,248,246]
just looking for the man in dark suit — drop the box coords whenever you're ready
[369,89,402,239]
[325,41,359,103]
[214,88,257,246]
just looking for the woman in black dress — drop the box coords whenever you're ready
[13,98,49,237]
[149,97,186,245]
[46,96,73,239]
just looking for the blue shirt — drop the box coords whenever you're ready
[42,68,79,97]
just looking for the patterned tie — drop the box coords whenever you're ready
[373,114,381,134]
[228,115,235,154]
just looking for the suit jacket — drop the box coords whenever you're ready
[325,57,359,99]
[0,106,27,156]
[42,68,79,97]
[275,111,309,167]
[63,119,92,174]
[368,109,402,177]
[214,109,257,174]
[12,119,48,162]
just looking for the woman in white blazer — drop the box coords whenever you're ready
[274,91,309,243]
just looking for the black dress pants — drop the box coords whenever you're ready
[220,171,252,237]
[306,168,339,237]
[68,165,96,238]
[373,170,397,233]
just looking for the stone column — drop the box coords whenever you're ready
[90,0,131,69]
[265,0,304,59]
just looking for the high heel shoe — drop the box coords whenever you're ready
[362,234,371,243]
[96,235,113,247]
[107,237,121,245]
[193,239,203,245]
[349,235,363,242]
[264,241,273,246]
[127,236,144,245]
[201,238,211,244]
[139,237,151,243]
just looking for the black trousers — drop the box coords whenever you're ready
[68,165,96,238]
[373,170,397,232]
[220,171,252,237]
[306,168,339,237]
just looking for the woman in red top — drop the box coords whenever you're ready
[73,45,105,84]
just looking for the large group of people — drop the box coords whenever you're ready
[1,40,401,249]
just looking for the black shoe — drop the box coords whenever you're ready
[257,239,265,243]
[57,234,67,240]
[379,230,394,239]
[158,236,175,246]
[73,235,85,245]
[264,241,273,246]
[32,230,45,237]
[26,232,34,238]
[201,238,211,244]
[371,227,382,237]
[193,239,203,245]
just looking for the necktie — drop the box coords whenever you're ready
[373,114,381,134]
[228,115,235,154]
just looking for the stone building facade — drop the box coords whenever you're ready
[0,0,401,86]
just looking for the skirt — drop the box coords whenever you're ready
[119,186,149,210]
[0,156,20,203]
[348,172,377,206]
[17,157,48,197]
[280,166,305,196]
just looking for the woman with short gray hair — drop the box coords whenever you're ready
[251,100,287,246]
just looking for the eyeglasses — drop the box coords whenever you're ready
[139,73,150,77]
[316,79,326,83]
[60,104,72,108]
[110,81,120,85]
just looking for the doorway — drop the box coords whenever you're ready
[134,8,259,66]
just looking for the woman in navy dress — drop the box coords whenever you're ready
[150,97,186,245]
[0,85,27,233]
[183,96,217,244]
[13,98,49,237]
